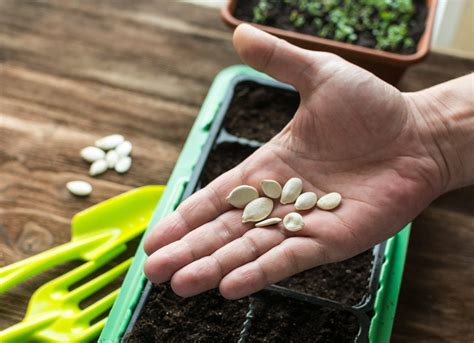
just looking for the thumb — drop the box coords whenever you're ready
[233,24,331,94]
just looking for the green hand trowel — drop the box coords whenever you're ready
[0,185,164,341]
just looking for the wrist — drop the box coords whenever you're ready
[404,74,474,193]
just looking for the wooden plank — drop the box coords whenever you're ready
[0,1,472,341]
[0,0,239,329]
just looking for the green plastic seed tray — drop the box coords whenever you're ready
[99,65,410,343]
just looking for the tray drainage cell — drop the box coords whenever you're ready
[199,141,258,187]
[275,248,375,308]
[273,243,386,311]
[242,290,366,343]
[223,81,300,142]
[122,283,250,342]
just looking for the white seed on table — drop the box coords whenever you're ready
[261,180,282,199]
[280,177,303,204]
[115,156,132,174]
[80,146,105,163]
[66,181,92,196]
[116,140,132,156]
[295,192,318,210]
[283,212,304,232]
[106,150,119,169]
[317,192,342,210]
[95,134,124,150]
[242,197,273,223]
[226,185,259,208]
[89,159,108,176]
[255,217,282,227]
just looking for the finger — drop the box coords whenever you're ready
[233,24,332,94]
[170,228,286,297]
[144,147,291,255]
[145,199,296,285]
[296,196,376,258]
[144,209,251,283]
[144,167,245,255]
[219,237,328,299]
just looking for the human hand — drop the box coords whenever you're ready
[144,24,450,299]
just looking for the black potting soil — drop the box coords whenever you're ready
[224,81,299,142]
[277,250,373,305]
[234,0,427,55]
[247,293,360,342]
[200,142,257,187]
[124,283,249,343]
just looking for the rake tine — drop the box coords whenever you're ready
[64,258,132,303]
[0,312,58,341]
[77,316,109,342]
[76,288,120,323]
[0,232,114,294]
[29,245,126,302]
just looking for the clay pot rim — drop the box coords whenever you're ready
[221,0,438,65]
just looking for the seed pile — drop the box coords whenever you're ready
[67,134,133,197]
[227,177,342,232]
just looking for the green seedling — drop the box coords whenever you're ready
[252,0,273,23]
[289,10,306,28]
[250,0,420,52]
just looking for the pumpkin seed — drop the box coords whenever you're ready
[106,150,119,169]
[115,156,132,174]
[261,180,282,199]
[66,181,92,196]
[280,177,303,204]
[255,217,282,227]
[317,192,342,210]
[283,212,304,232]
[95,134,124,150]
[116,140,132,156]
[242,197,273,223]
[80,146,105,163]
[295,192,317,210]
[226,185,259,208]
[89,159,108,176]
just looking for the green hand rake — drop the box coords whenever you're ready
[0,185,164,342]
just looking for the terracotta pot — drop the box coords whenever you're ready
[221,0,437,84]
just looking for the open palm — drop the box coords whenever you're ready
[144,24,443,299]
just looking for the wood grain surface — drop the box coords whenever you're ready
[0,1,472,341]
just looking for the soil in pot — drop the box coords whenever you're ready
[247,292,360,342]
[224,81,299,142]
[277,250,373,306]
[124,283,249,342]
[234,0,428,54]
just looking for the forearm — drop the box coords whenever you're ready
[406,73,474,192]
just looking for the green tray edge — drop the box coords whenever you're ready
[98,65,269,343]
[99,64,411,343]
[369,223,411,342]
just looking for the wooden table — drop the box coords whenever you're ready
[0,1,472,341]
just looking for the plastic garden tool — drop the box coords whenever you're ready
[0,247,130,342]
[0,185,164,341]
[0,185,164,293]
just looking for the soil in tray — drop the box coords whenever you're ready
[277,250,373,306]
[247,292,360,342]
[224,81,299,142]
[124,283,249,343]
[200,142,257,187]
[234,0,427,55]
